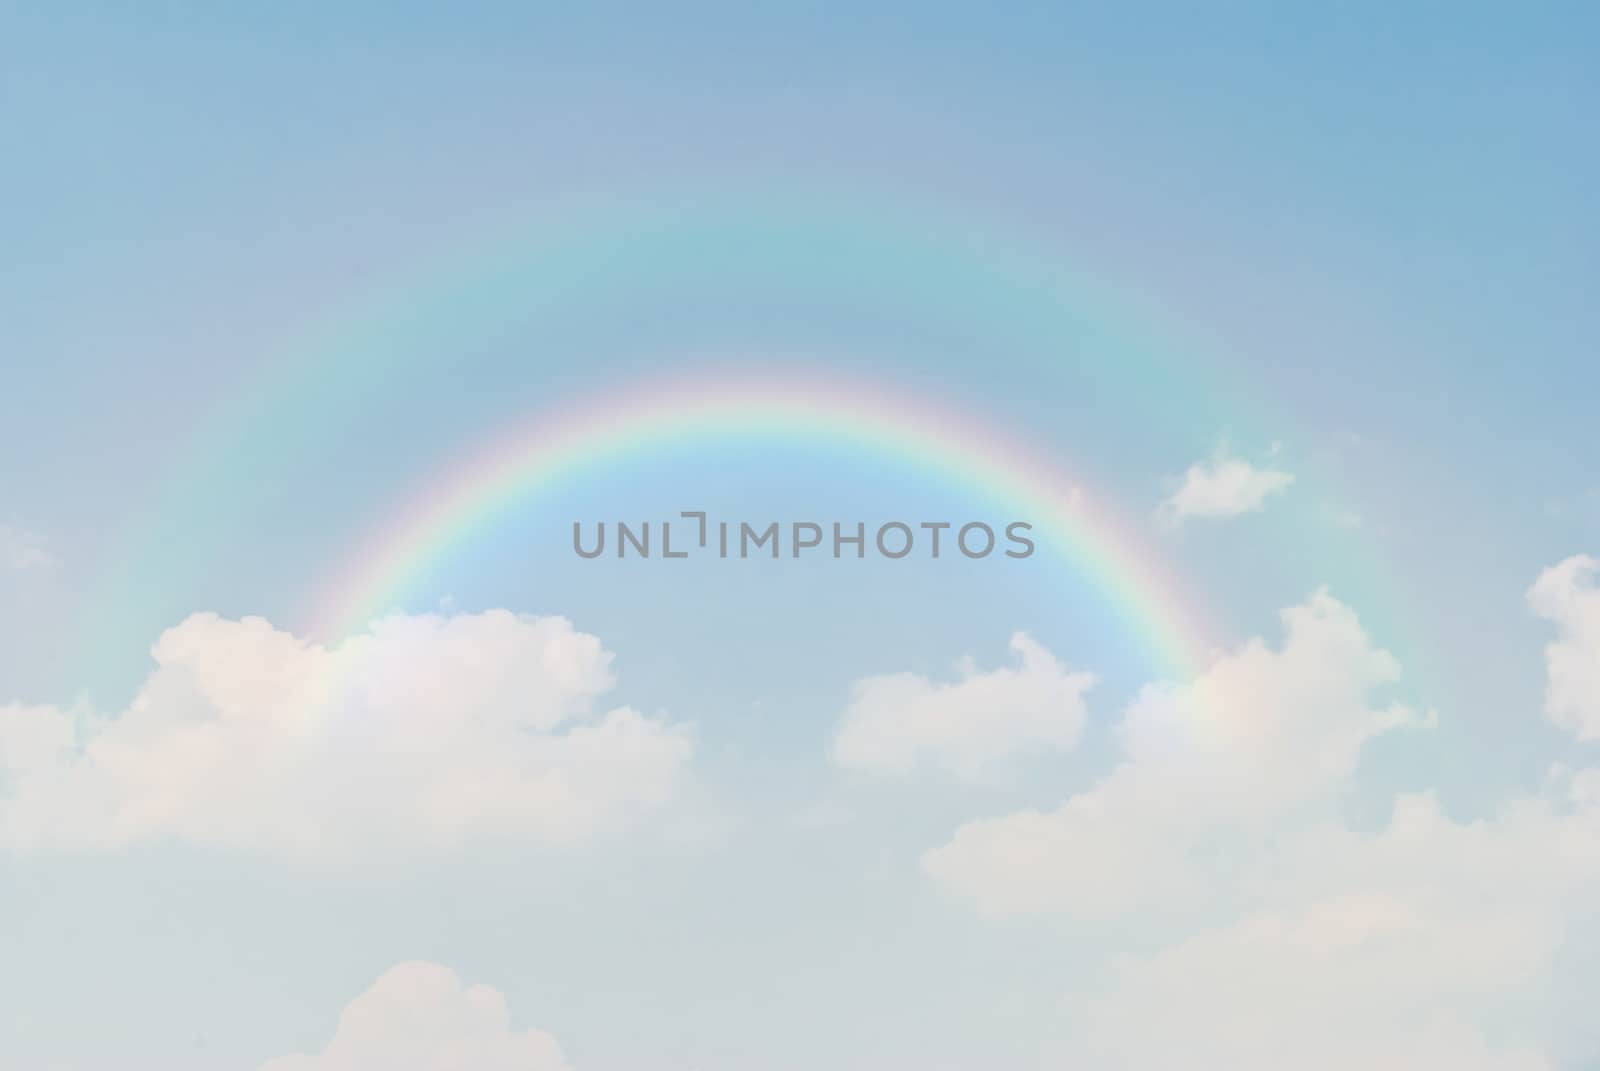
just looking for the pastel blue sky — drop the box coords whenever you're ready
[2,4,1598,1070]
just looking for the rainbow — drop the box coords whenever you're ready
[84,188,1430,701]
[309,366,1220,681]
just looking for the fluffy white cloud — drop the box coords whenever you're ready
[0,610,693,864]
[0,522,54,573]
[924,591,1421,918]
[830,632,1093,780]
[259,962,569,1071]
[1162,446,1294,521]
[924,576,1600,1067]
[1528,554,1600,740]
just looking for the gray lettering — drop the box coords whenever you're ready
[573,521,605,559]
[741,521,778,558]
[958,521,995,558]
[834,521,865,558]
[876,521,913,559]
[662,521,688,558]
[618,521,649,558]
[1005,521,1035,559]
[681,510,708,547]
[792,522,823,557]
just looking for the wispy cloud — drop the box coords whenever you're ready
[0,523,55,574]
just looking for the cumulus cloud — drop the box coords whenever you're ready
[1161,445,1294,522]
[0,610,693,864]
[924,591,1421,918]
[830,632,1094,780]
[259,962,569,1071]
[1528,554,1600,740]
[0,522,54,573]
[923,577,1600,1066]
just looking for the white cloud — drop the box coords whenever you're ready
[1528,554,1600,740]
[1062,777,1600,1070]
[923,591,1420,918]
[259,962,569,1071]
[924,578,1600,1067]
[0,522,54,573]
[1161,446,1294,521]
[1067,897,1557,1071]
[830,632,1094,780]
[0,610,693,864]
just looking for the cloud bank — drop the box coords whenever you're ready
[918,578,1600,1067]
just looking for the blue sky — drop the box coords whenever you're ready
[2,4,1599,1070]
